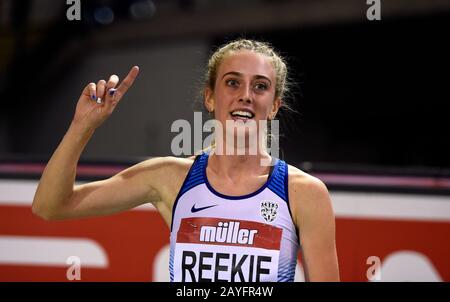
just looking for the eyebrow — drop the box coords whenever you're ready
[221,71,272,85]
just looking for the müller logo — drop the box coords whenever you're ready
[199,221,258,245]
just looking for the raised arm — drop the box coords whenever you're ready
[32,66,170,220]
[289,168,340,281]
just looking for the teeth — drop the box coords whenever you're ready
[231,110,254,118]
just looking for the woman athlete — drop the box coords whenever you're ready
[32,39,339,282]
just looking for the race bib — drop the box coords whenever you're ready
[173,217,282,282]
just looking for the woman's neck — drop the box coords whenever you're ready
[208,149,272,178]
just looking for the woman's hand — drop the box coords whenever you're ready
[72,66,140,131]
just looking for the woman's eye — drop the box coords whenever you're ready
[226,79,239,87]
[254,82,268,90]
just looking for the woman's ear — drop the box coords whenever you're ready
[204,87,215,113]
[270,97,282,120]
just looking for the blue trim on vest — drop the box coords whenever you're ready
[179,154,207,196]
[170,155,205,232]
[267,159,288,202]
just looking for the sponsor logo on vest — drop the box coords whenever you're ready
[191,204,218,213]
[199,221,258,245]
[260,201,278,223]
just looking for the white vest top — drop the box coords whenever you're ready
[169,152,299,282]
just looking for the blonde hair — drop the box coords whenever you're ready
[206,39,290,100]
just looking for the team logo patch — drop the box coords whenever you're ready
[260,201,278,223]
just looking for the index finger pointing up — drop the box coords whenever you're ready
[116,66,140,98]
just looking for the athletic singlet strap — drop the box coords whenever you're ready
[178,154,207,197]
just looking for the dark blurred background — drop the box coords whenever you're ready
[1,0,449,173]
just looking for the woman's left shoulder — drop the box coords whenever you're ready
[286,164,329,197]
[286,164,334,225]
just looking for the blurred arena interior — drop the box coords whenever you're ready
[0,0,449,281]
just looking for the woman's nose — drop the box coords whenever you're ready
[238,85,253,103]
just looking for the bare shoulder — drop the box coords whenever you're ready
[287,165,330,199]
[132,155,194,174]
[287,165,334,228]
[117,155,196,202]
[130,156,195,188]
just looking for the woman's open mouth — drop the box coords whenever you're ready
[230,110,254,122]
